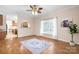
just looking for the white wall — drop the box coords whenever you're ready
[17,14,34,37]
[34,6,79,44]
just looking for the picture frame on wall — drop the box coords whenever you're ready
[61,17,73,28]
[61,20,73,27]
[21,22,28,28]
[62,20,69,27]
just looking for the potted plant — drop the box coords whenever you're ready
[68,23,79,46]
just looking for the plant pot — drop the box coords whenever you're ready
[69,41,75,46]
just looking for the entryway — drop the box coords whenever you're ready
[5,15,18,39]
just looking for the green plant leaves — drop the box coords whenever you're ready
[69,24,78,34]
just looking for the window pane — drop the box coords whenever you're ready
[40,18,57,39]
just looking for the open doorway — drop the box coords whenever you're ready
[6,15,18,39]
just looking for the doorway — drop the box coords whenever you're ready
[6,15,18,39]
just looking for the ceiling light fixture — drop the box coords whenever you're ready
[26,5,43,15]
[32,11,37,15]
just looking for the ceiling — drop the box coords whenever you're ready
[0,5,77,18]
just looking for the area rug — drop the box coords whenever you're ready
[21,38,50,54]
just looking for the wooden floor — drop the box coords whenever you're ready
[0,35,79,54]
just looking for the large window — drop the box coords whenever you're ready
[40,18,57,38]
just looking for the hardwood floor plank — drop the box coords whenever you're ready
[0,35,79,54]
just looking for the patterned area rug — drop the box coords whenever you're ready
[21,38,50,54]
